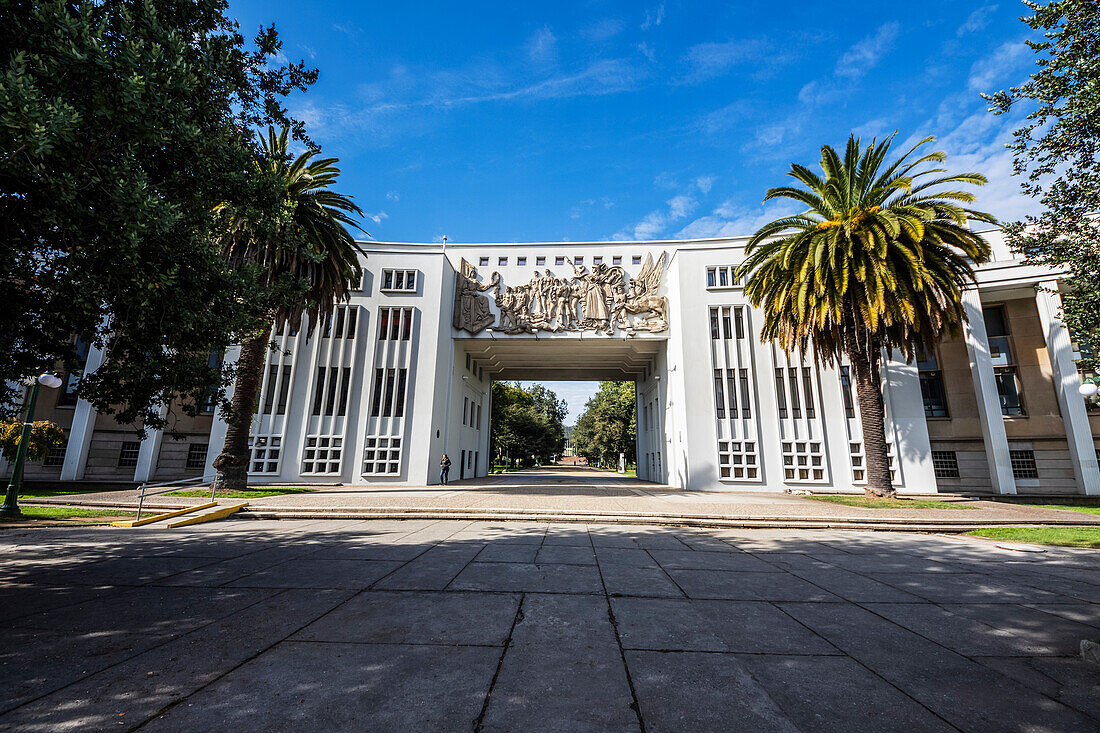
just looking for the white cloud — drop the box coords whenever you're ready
[637,42,656,62]
[653,171,679,189]
[968,40,1030,92]
[385,191,400,201]
[675,199,801,239]
[366,211,388,224]
[797,80,842,106]
[569,197,615,219]
[835,22,899,78]
[681,39,793,83]
[694,176,715,194]
[958,5,999,36]
[641,4,665,30]
[615,194,697,240]
[298,44,317,60]
[526,27,557,64]
[580,18,623,43]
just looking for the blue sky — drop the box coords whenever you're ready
[228,0,1042,420]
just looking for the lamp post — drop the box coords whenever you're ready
[1079,369,1100,405]
[1,373,63,517]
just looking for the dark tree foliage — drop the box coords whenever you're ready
[0,0,317,427]
[490,382,567,466]
[571,382,636,467]
[984,0,1100,366]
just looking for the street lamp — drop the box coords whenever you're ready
[1079,368,1100,404]
[1,373,63,517]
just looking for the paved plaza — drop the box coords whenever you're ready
[1,518,1099,731]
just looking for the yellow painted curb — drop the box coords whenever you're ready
[166,502,249,528]
[111,501,218,528]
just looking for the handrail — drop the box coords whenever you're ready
[135,474,215,521]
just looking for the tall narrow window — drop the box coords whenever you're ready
[839,366,855,419]
[726,369,738,417]
[379,308,390,341]
[476,403,482,428]
[276,365,292,414]
[394,369,408,417]
[390,311,400,340]
[733,307,745,339]
[721,308,732,339]
[710,308,720,339]
[739,369,752,419]
[707,268,716,287]
[337,367,351,416]
[718,268,728,287]
[312,367,326,415]
[262,365,279,414]
[370,368,384,417]
[714,370,726,419]
[801,368,815,419]
[383,369,396,416]
[402,308,413,340]
[345,308,357,339]
[917,349,949,417]
[324,367,339,415]
[333,308,345,338]
[984,306,1024,416]
[788,367,801,418]
[775,368,788,419]
[463,396,469,425]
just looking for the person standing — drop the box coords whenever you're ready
[439,454,452,485]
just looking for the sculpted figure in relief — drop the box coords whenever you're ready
[453,259,499,335]
[611,252,669,332]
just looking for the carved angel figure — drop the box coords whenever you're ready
[612,252,669,332]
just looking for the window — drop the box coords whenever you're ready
[517,257,527,266]
[931,450,959,478]
[612,256,622,265]
[593,256,603,265]
[718,268,728,287]
[801,368,816,419]
[574,256,583,266]
[1009,449,1038,479]
[250,436,281,473]
[917,349,949,418]
[186,443,208,470]
[714,370,726,419]
[556,256,565,266]
[787,367,802,419]
[378,307,413,341]
[466,353,471,370]
[782,441,826,482]
[480,257,489,267]
[717,441,758,480]
[363,436,401,475]
[118,441,141,468]
[632,255,642,265]
[775,368,788,419]
[199,351,222,413]
[839,366,855,419]
[261,364,293,415]
[734,307,745,339]
[463,396,469,425]
[725,369,738,417]
[721,309,732,339]
[536,256,545,266]
[707,268,716,287]
[381,269,417,292]
[984,305,1024,416]
[739,369,751,419]
[498,257,509,266]
[710,308,720,339]
[43,434,67,467]
[370,367,408,418]
[310,367,350,417]
[302,435,343,474]
[477,403,482,429]
[57,338,91,407]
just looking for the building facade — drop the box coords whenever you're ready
[11,228,1100,495]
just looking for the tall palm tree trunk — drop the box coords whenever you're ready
[848,347,896,499]
[210,323,270,492]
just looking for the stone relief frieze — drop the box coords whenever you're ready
[453,252,669,336]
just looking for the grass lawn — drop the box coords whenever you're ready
[966,526,1100,549]
[1031,504,1100,516]
[165,487,319,499]
[0,506,136,524]
[808,495,976,510]
[17,487,117,499]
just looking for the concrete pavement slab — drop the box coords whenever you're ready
[599,563,684,598]
[227,558,403,589]
[374,543,484,590]
[449,561,605,594]
[665,568,843,602]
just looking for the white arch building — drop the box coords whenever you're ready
[16,228,1100,495]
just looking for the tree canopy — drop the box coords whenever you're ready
[490,382,567,466]
[0,0,317,427]
[571,382,636,467]
[984,0,1100,368]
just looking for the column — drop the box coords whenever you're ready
[133,406,168,483]
[60,342,106,481]
[1035,284,1100,495]
[203,346,240,479]
[881,354,938,492]
[961,288,1017,494]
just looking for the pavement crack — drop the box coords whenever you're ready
[473,593,525,732]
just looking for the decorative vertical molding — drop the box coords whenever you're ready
[1035,283,1100,494]
[59,342,106,481]
[961,288,1017,494]
[133,406,168,482]
[203,345,240,479]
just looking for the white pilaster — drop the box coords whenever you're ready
[60,342,106,481]
[881,354,937,492]
[1035,284,1100,494]
[203,346,240,478]
[961,288,1017,494]
[133,406,168,483]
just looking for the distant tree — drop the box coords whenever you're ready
[984,0,1100,367]
[571,382,636,467]
[210,127,364,492]
[489,382,567,466]
[738,135,994,498]
[0,0,317,425]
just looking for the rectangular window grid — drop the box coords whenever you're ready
[377,307,413,342]
[250,436,281,473]
[704,265,742,289]
[849,441,896,483]
[43,435,67,467]
[717,441,758,480]
[1009,449,1038,479]
[363,436,402,475]
[381,269,417,292]
[931,450,959,478]
[186,443,209,470]
[117,441,141,468]
[302,435,343,474]
[782,441,825,482]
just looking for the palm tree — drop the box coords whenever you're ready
[210,126,364,492]
[737,134,995,498]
